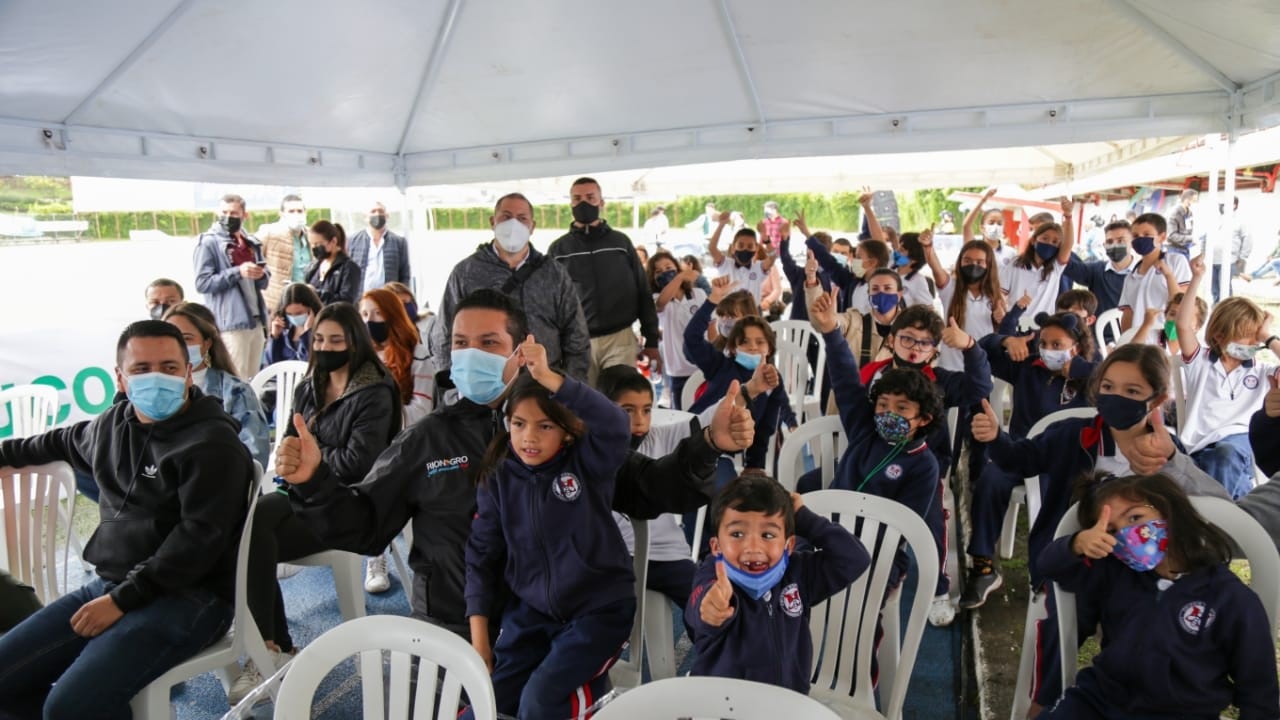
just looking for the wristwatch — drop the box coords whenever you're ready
[1265,335,1279,348]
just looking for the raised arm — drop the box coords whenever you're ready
[963,187,998,244]
[859,190,886,243]
[1057,197,1075,266]
[810,290,872,439]
[1176,256,1205,358]
[920,225,949,290]
[707,210,731,266]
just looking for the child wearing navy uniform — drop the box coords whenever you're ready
[686,473,868,693]
[463,335,634,720]
[1038,472,1279,719]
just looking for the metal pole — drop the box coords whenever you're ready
[1221,130,1238,302]
[1204,134,1222,304]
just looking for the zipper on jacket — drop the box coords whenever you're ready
[530,483,562,622]
[765,589,785,687]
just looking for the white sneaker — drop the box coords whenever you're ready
[364,554,390,593]
[276,563,303,579]
[228,658,265,705]
[928,594,956,627]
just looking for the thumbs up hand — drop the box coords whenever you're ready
[941,317,972,350]
[1265,370,1280,419]
[971,399,1000,443]
[277,413,322,484]
[1121,408,1176,476]
[1072,504,1117,559]
[701,558,737,627]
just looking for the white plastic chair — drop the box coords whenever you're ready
[773,342,813,424]
[611,519,650,689]
[997,408,1098,560]
[274,614,497,720]
[1169,351,1187,432]
[593,676,841,719]
[802,490,938,720]
[1003,407,1101,720]
[772,319,826,422]
[290,549,368,622]
[988,378,1012,432]
[1115,326,1139,347]
[249,361,309,470]
[1094,308,1122,355]
[0,462,73,603]
[131,463,276,719]
[0,384,83,574]
[775,415,847,492]
[680,370,706,413]
[1051,496,1280,696]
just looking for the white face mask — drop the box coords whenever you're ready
[1225,342,1261,361]
[1039,347,1074,372]
[850,258,866,277]
[716,317,736,338]
[494,218,531,253]
[984,224,1005,242]
[285,212,307,231]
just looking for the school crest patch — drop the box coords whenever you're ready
[552,473,582,502]
[749,272,758,281]
[1244,374,1260,390]
[780,583,803,617]
[1178,601,1215,635]
[885,464,903,480]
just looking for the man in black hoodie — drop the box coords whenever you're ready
[0,320,252,719]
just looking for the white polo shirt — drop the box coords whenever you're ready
[901,270,935,309]
[655,289,706,378]
[850,283,871,314]
[1118,253,1191,344]
[1177,347,1275,453]
[1001,257,1067,330]
[937,281,999,372]
[715,257,766,304]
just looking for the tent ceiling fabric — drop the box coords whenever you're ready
[1,0,1278,188]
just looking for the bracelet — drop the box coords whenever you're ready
[1266,335,1279,348]
[704,426,727,454]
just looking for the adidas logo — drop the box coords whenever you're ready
[142,465,158,478]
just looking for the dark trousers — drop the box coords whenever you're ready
[646,559,696,609]
[246,491,328,652]
[0,571,41,633]
[462,597,635,720]
[924,477,950,596]
[966,462,1024,559]
[667,375,690,411]
[1211,263,1233,304]
[0,577,230,720]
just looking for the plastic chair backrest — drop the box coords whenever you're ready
[275,614,497,720]
[1020,408,1098,524]
[775,415,846,492]
[611,519,650,689]
[0,462,72,603]
[0,384,58,439]
[1169,351,1187,431]
[1052,496,1280,692]
[773,342,812,419]
[802,490,938,720]
[1115,326,1139,347]
[989,378,1012,431]
[681,370,706,413]
[592,676,841,719]
[772,320,826,413]
[1095,308,1123,355]
[249,361,309,442]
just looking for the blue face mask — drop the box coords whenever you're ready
[734,351,762,371]
[1132,235,1157,256]
[892,251,910,268]
[450,348,511,405]
[403,302,418,321]
[718,553,790,600]
[870,292,899,315]
[186,344,204,367]
[287,313,310,328]
[833,253,850,268]
[1034,241,1058,261]
[125,372,188,421]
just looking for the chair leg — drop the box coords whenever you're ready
[332,554,367,620]
[999,488,1025,560]
[390,538,413,606]
[642,591,675,680]
[878,586,902,702]
[130,682,173,720]
[1010,591,1047,720]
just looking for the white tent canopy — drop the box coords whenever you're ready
[2,0,1279,188]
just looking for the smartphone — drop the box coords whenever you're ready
[255,260,267,267]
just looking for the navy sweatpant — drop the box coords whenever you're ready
[966,462,1024,559]
[465,596,635,720]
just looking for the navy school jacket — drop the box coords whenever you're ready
[465,377,634,622]
[685,506,870,694]
[1039,536,1279,719]
[979,333,1095,439]
[683,299,797,467]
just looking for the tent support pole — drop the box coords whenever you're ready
[714,0,767,130]
[62,0,201,125]
[1107,0,1239,94]
[396,0,467,157]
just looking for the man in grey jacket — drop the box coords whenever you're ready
[433,193,590,380]
[348,201,412,295]
[192,193,269,378]
[1166,188,1197,258]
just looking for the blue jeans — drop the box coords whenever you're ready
[1191,433,1256,500]
[0,576,232,720]
[74,470,99,504]
[1250,259,1280,279]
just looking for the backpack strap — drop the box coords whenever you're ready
[501,255,546,295]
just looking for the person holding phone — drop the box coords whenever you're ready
[305,220,361,306]
[193,193,270,378]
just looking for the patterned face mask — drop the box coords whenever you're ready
[1111,518,1168,572]
[874,411,913,444]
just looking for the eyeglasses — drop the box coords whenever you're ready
[896,336,936,351]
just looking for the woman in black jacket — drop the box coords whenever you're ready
[232,302,400,700]
[305,220,362,306]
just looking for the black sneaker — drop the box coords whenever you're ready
[959,564,1003,609]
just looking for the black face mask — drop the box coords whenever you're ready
[366,320,389,344]
[313,349,350,372]
[629,434,646,450]
[1105,246,1129,263]
[958,264,987,284]
[893,353,930,370]
[369,215,387,230]
[220,215,242,235]
[1096,393,1153,431]
[311,245,330,261]
[573,202,600,225]
[148,304,170,321]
